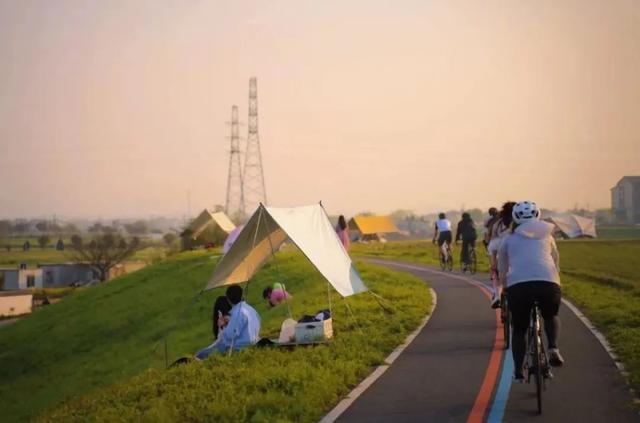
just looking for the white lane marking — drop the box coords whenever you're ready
[319,288,438,423]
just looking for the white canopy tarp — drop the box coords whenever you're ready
[545,214,597,238]
[206,204,368,297]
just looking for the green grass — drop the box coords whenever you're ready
[352,239,640,396]
[0,246,165,267]
[597,225,640,239]
[0,250,431,422]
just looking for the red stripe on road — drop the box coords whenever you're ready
[467,285,504,423]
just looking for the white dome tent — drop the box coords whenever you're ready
[544,213,597,239]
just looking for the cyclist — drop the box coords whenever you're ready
[483,207,499,251]
[487,201,515,308]
[498,201,564,382]
[455,212,477,271]
[432,212,453,259]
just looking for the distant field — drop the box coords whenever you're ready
[352,239,640,395]
[0,246,166,267]
[596,225,640,239]
[0,250,431,422]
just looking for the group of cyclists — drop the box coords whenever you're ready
[432,201,564,382]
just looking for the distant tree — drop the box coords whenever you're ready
[37,234,51,249]
[356,211,374,217]
[88,222,117,234]
[50,223,63,234]
[70,234,142,282]
[88,222,103,233]
[70,234,83,248]
[56,239,65,251]
[36,221,49,232]
[124,220,149,236]
[0,220,12,237]
[13,221,29,235]
[163,233,178,246]
[213,204,225,212]
[389,209,417,222]
[64,223,79,234]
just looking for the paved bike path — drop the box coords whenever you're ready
[336,259,638,422]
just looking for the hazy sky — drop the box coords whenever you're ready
[1,0,639,219]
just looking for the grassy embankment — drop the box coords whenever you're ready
[352,239,640,396]
[0,250,431,422]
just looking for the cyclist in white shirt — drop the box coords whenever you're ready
[498,200,564,382]
[432,213,453,248]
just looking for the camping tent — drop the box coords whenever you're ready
[183,209,236,240]
[206,204,367,297]
[544,213,597,238]
[348,215,399,241]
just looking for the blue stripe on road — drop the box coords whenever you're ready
[487,346,514,423]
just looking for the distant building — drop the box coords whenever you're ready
[0,266,44,290]
[611,176,640,224]
[38,264,96,288]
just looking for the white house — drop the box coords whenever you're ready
[0,267,44,290]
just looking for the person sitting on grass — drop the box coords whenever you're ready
[212,294,233,339]
[262,282,292,307]
[195,285,260,360]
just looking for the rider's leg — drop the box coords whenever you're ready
[508,283,534,377]
[461,239,469,264]
[538,282,562,349]
[490,251,501,298]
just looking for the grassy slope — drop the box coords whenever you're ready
[353,239,640,393]
[0,250,431,422]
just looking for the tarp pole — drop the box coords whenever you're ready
[344,299,363,334]
[369,290,394,314]
[152,287,206,368]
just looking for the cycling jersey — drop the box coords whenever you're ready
[435,219,452,232]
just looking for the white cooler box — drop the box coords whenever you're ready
[294,318,333,343]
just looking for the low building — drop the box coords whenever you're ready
[0,266,44,290]
[0,291,33,316]
[611,176,640,224]
[38,264,97,288]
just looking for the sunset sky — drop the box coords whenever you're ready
[1,0,638,219]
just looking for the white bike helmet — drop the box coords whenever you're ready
[512,201,540,224]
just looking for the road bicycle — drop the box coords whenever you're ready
[500,291,510,350]
[524,301,551,414]
[460,242,477,274]
[439,242,453,271]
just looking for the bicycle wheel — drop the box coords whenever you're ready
[533,312,543,414]
[446,248,453,271]
[469,248,477,274]
[439,250,446,271]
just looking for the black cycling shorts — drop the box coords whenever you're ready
[437,231,452,246]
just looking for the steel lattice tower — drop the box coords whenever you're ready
[243,77,267,213]
[225,105,245,219]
